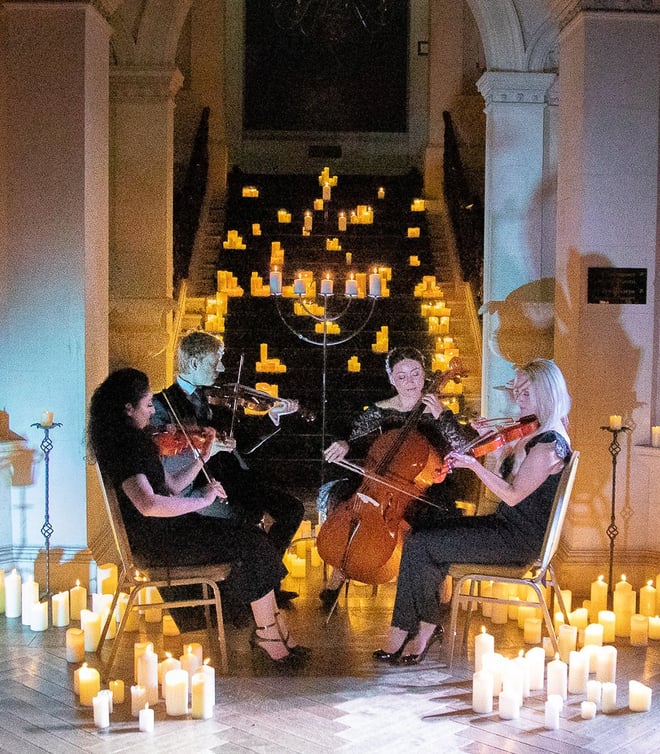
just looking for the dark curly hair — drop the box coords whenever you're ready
[88,368,150,470]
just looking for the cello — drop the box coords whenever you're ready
[316,360,464,584]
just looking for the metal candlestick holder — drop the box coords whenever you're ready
[600,423,631,608]
[30,420,62,599]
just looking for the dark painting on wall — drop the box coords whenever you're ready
[244,1,409,133]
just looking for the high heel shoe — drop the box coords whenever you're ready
[372,629,417,663]
[397,625,444,666]
[249,620,307,670]
[273,610,312,658]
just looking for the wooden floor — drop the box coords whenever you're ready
[1,562,659,753]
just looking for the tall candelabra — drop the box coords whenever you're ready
[600,421,631,607]
[271,281,380,484]
[31,418,62,598]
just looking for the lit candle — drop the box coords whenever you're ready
[474,626,494,672]
[525,647,545,691]
[21,577,38,626]
[595,645,617,683]
[568,650,589,694]
[581,644,600,674]
[180,644,201,681]
[580,700,597,720]
[303,211,313,231]
[78,665,101,707]
[651,426,660,447]
[131,684,148,717]
[322,182,331,201]
[345,275,358,297]
[183,642,204,664]
[92,693,110,729]
[69,579,87,620]
[66,627,85,663]
[139,702,155,732]
[80,609,102,652]
[649,615,660,640]
[320,274,334,296]
[598,609,616,643]
[471,669,494,713]
[269,267,282,295]
[613,577,636,637]
[377,186,385,199]
[568,607,589,630]
[546,654,567,700]
[164,668,189,716]
[4,569,21,618]
[158,652,181,687]
[609,415,622,430]
[589,575,608,621]
[630,614,648,646]
[41,410,54,427]
[338,212,347,231]
[109,679,125,704]
[482,652,505,695]
[97,563,118,596]
[293,275,306,296]
[583,622,604,647]
[639,580,656,616]
[368,269,381,297]
[137,643,159,706]
[52,591,70,627]
[544,694,563,730]
[628,680,652,712]
[601,681,617,713]
[191,661,215,719]
[523,617,542,644]
[558,623,577,663]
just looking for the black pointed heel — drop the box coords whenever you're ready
[397,625,444,666]
[372,628,417,663]
[249,618,308,671]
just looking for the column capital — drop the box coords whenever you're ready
[110,66,184,101]
[477,71,557,106]
[551,0,660,30]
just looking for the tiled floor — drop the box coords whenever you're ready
[1,559,659,753]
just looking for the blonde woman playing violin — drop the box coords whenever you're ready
[373,358,572,665]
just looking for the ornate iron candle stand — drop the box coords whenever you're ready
[600,423,631,607]
[30,420,62,599]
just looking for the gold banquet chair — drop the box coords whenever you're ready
[94,463,232,678]
[445,450,580,669]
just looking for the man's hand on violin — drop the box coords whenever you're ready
[324,440,350,463]
[268,398,299,426]
[212,434,237,454]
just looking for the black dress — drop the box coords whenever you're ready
[103,428,285,606]
[390,431,571,632]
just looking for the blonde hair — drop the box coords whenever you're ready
[516,358,571,430]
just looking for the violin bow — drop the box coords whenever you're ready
[228,353,244,440]
[160,391,214,485]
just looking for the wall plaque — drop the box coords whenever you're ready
[587,267,647,305]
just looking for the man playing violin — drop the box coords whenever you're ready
[152,331,305,611]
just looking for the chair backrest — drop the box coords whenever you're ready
[536,450,580,574]
[94,462,138,578]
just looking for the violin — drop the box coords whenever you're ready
[151,426,225,457]
[203,383,316,423]
[463,414,539,458]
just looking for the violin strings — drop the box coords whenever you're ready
[160,391,214,484]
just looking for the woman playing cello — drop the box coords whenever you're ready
[318,346,478,610]
[374,357,572,665]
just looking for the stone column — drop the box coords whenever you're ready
[109,67,184,389]
[477,71,557,416]
[553,5,660,586]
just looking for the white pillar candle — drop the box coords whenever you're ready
[130,684,148,718]
[78,665,101,707]
[555,589,572,615]
[137,643,159,706]
[501,656,526,706]
[546,655,568,700]
[181,643,203,678]
[139,702,155,732]
[580,700,597,720]
[544,694,563,730]
[639,580,656,616]
[524,617,542,644]
[609,415,622,430]
[92,592,113,614]
[628,680,652,712]
[73,662,86,695]
[4,569,21,618]
[580,644,600,674]
[52,591,70,627]
[586,679,602,705]
[97,688,113,714]
[482,652,505,695]
[164,668,189,716]
[613,575,634,637]
[517,604,536,630]
[474,626,494,671]
[80,609,102,652]
[191,663,215,719]
[368,270,381,297]
[525,647,546,691]
[598,610,616,643]
[269,269,282,295]
[649,615,660,640]
[601,681,617,713]
[595,645,617,683]
[69,580,87,621]
[568,607,589,631]
[590,576,608,622]
[630,614,649,646]
[558,623,577,663]
[29,600,49,632]
[109,679,125,704]
[97,562,118,596]
[133,641,151,683]
[92,693,110,729]
[498,690,520,720]
[158,653,181,686]
[568,650,589,694]
[66,627,85,663]
[21,578,39,626]
[472,669,494,713]
[543,636,555,658]
[583,622,603,647]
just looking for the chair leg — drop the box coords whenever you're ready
[446,589,462,670]
[206,581,228,674]
[99,586,144,682]
[460,579,478,650]
[96,585,123,658]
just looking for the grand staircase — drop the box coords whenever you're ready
[178,169,482,513]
